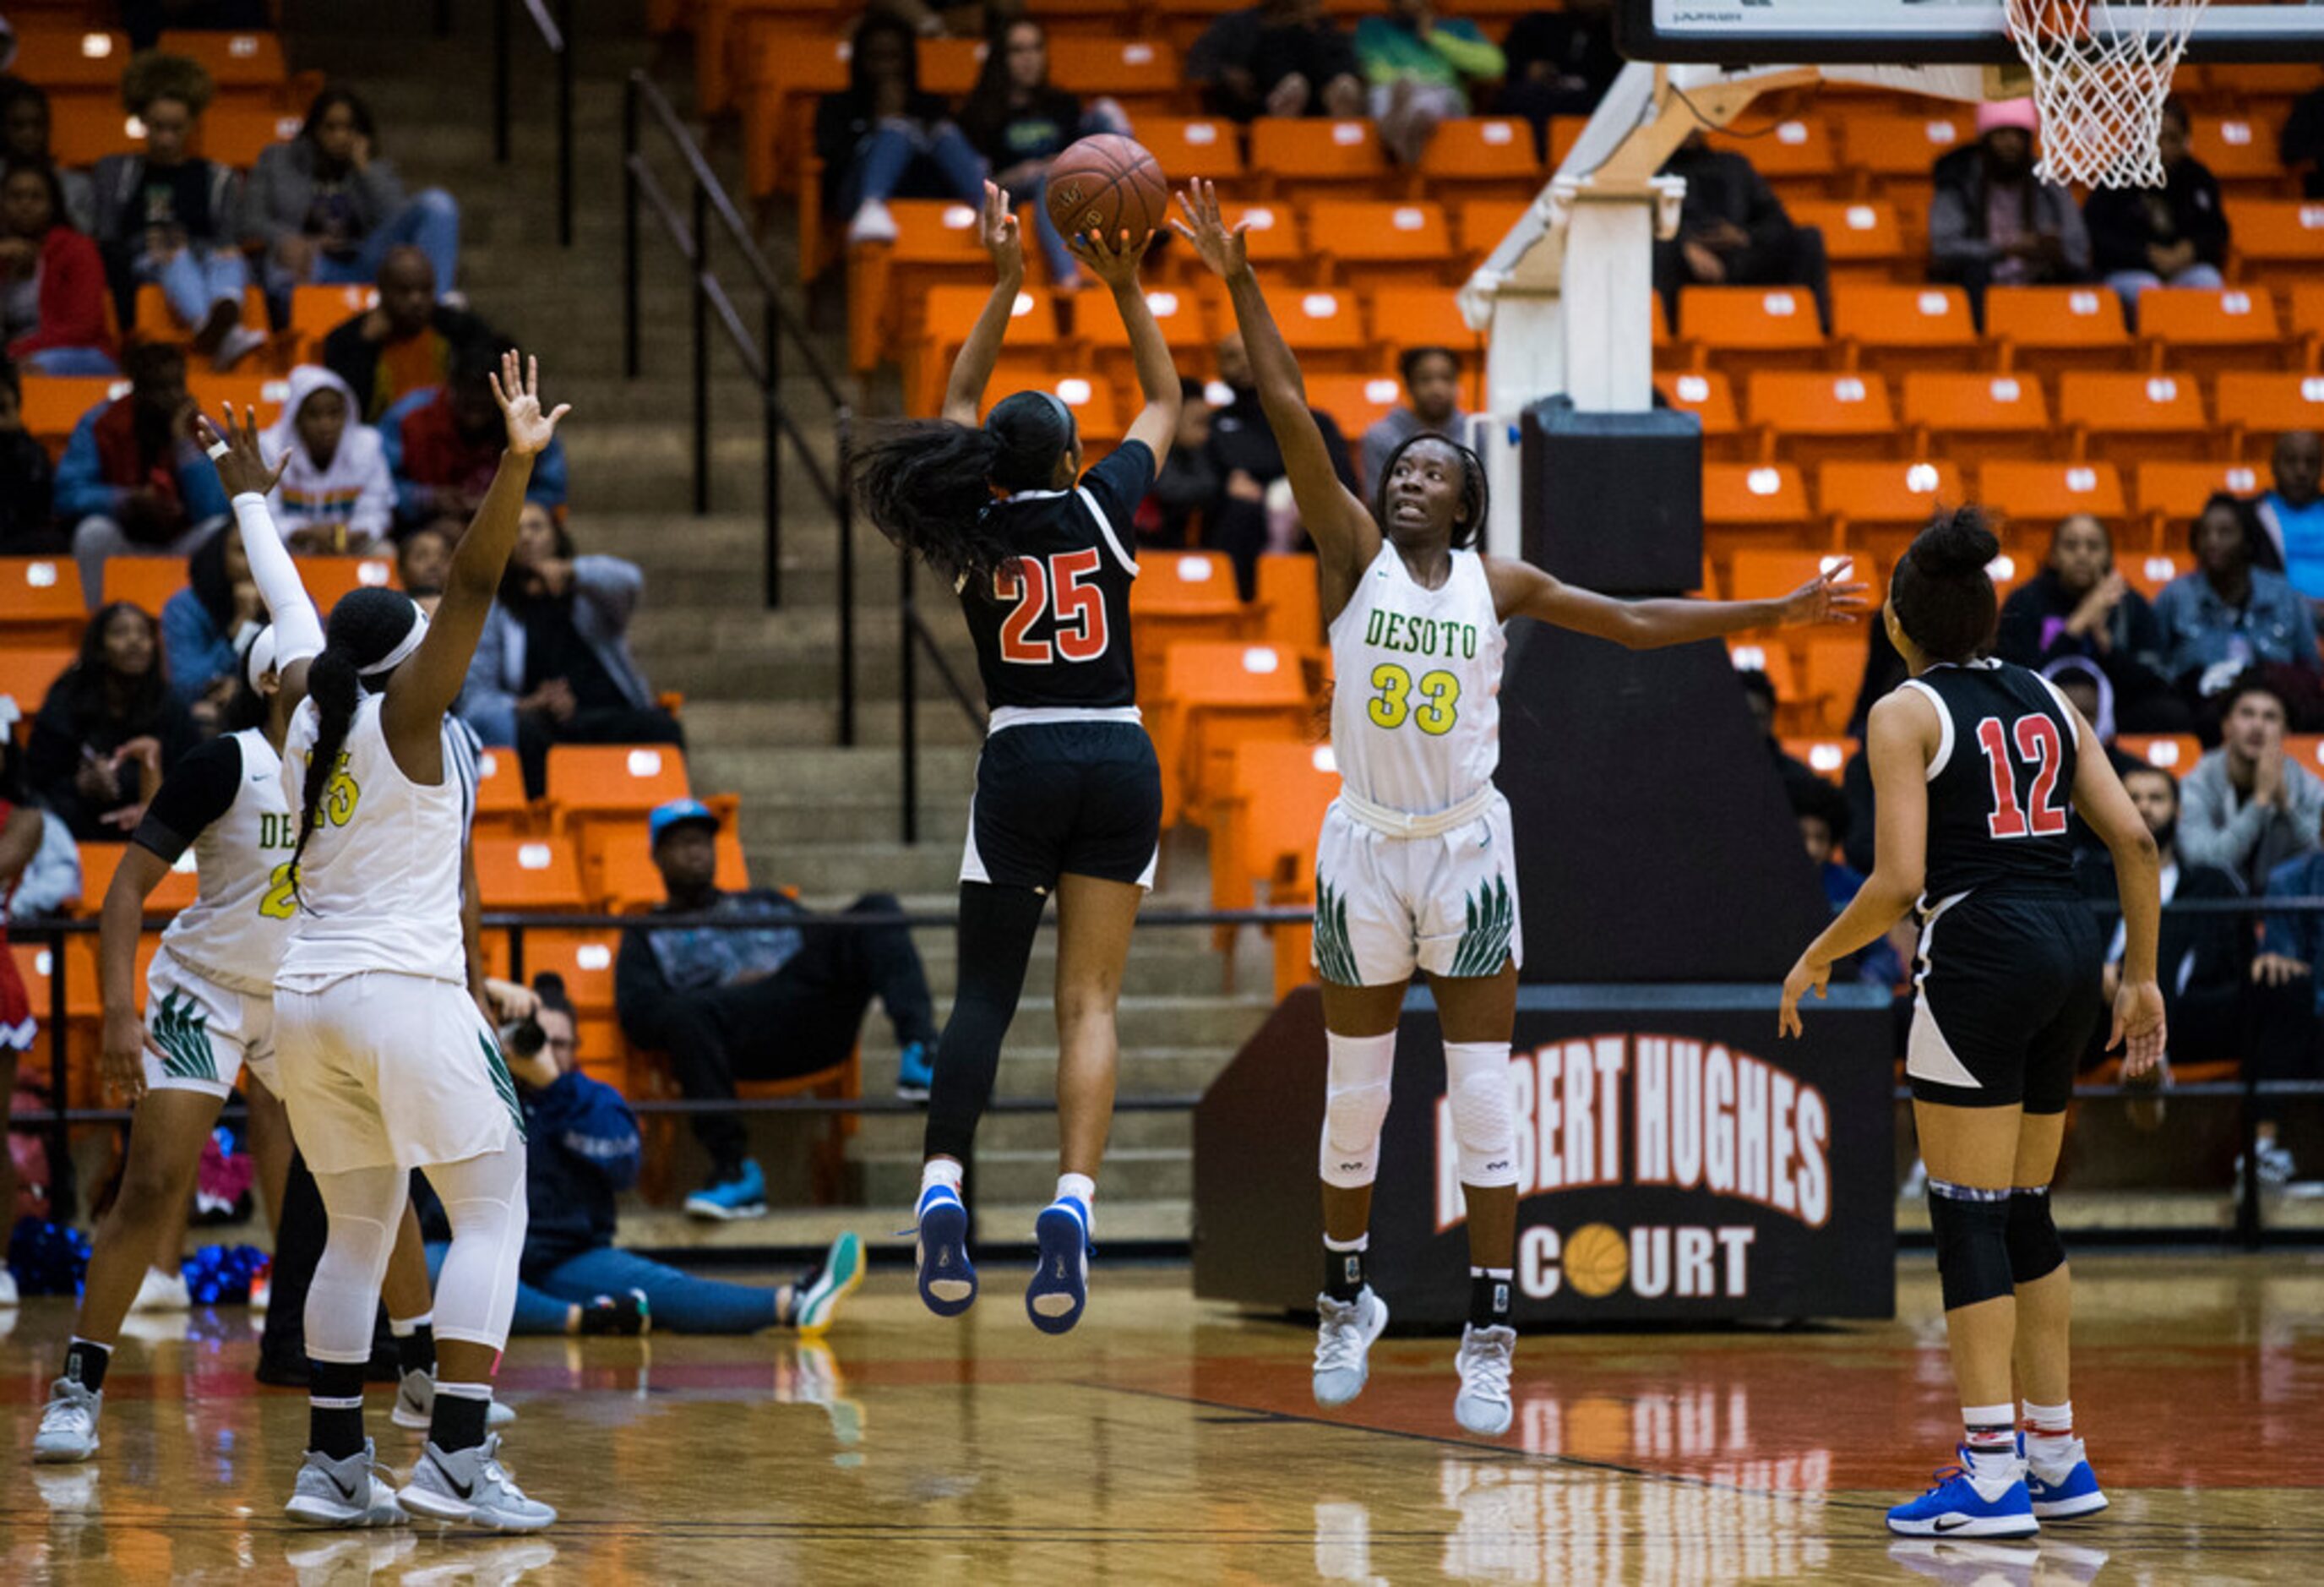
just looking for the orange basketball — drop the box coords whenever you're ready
[1044,134,1169,248]
[1562,1223,1630,1299]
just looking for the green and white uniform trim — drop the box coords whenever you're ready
[141,952,280,1101]
[1309,788,1524,986]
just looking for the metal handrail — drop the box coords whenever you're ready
[621,68,859,744]
[899,550,990,844]
[492,0,575,248]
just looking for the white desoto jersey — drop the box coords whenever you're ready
[155,729,297,995]
[1327,543,1505,816]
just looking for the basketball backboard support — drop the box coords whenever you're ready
[1616,0,2324,66]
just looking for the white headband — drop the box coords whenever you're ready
[359,607,430,678]
[243,625,278,692]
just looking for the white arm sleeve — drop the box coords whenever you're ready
[231,492,324,664]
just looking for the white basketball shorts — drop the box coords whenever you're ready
[1309,790,1523,986]
[143,952,280,1102]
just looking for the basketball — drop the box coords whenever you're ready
[1562,1224,1630,1299]
[1043,134,1169,248]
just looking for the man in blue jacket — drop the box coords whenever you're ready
[60,343,229,603]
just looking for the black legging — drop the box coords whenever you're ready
[923,881,1049,1164]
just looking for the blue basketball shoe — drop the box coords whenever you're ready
[2021,1432,2109,1519]
[914,1182,977,1317]
[1885,1451,2038,1538]
[895,1041,935,1100]
[1025,1197,1092,1335]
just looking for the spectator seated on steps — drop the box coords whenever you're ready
[320,245,493,425]
[1360,345,1467,499]
[25,600,197,842]
[614,799,944,1223]
[245,85,461,308]
[60,341,228,601]
[814,13,988,250]
[1928,97,2091,319]
[0,161,117,376]
[1187,0,1365,123]
[1653,131,1831,331]
[258,364,394,556]
[2083,97,2228,319]
[1353,0,1505,166]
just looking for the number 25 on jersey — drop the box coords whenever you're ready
[1976,713,2067,839]
[995,550,1110,665]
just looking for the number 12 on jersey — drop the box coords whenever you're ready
[995,549,1109,665]
[1976,714,2067,839]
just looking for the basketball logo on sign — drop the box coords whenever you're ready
[1562,1223,1629,1298]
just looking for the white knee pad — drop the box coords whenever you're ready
[308,1164,409,1364]
[429,1139,530,1350]
[1445,1040,1519,1188]
[1319,1031,1396,1189]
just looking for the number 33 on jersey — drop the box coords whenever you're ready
[1331,544,1505,818]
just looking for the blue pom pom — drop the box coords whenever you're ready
[7,1216,91,1296]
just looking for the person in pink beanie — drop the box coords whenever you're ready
[1929,96,2091,318]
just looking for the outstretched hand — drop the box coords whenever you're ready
[1170,179,1249,281]
[1779,557,1870,628]
[490,350,569,458]
[977,180,1024,280]
[194,404,288,499]
[1067,224,1152,290]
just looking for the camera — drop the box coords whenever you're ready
[499,1016,547,1061]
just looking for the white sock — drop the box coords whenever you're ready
[1323,1232,1369,1252]
[1962,1402,2019,1486]
[389,1311,433,1337]
[1056,1173,1096,1220]
[2023,1399,2076,1471]
[920,1159,963,1199]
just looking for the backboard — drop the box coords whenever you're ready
[1617,0,2324,66]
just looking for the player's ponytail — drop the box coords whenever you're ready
[1891,504,2000,665]
[286,588,422,900]
[852,390,1076,592]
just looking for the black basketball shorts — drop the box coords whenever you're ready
[960,720,1162,892]
[1905,889,2103,1114]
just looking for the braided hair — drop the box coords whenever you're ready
[851,389,1080,591]
[1889,504,2000,665]
[286,587,422,899]
[1372,432,1489,550]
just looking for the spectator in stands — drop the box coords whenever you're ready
[2281,78,2324,199]
[2255,429,2324,592]
[159,517,259,726]
[2178,678,2323,893]
[424,973,867,1335]
[0,79,94,232]
[1494,0,1622,145]
[0,161,116,375]
[615,799,945,1221]
[245,85,461,303]
[1928,99,2091,315]
[957,19,1129,290]
[122,0,270,52]
[395,517,456,597]
[24,600,197,839]
[2084,98,2227,319]
[459,502,683,797]
[2154,494,2322,723]
[385,338,568,527]
[1794,777,1902,988]
[2042,657,2145,784]
[1652,133,1831,330]
[865,0,1003,39]
[1137,376,1222,548]
[255,363,392,554]
[815,14,989,249]
[1206,330,1358,597]
[59,341,227,601]
[319,246,491,424]
[0,358,56,553]
[1739,666,1824,808]
[1361,346,1467,498]
[91,52,265,371]
[1996,512,2187,733]
[2079,762,2246,1077]
[1353,0,1505,166]
[2248,815,2324,1189]
[1188,0,1365,123]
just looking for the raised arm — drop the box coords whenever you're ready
[940,182,1027,426]
[382,351,568,763]
[1175,181,1379,586]
[2067,706,2167,1072]
[1780,687,1936,1035]
[1069,225,1179,469]
[197,406,319,705]
[1489,556,1865,644]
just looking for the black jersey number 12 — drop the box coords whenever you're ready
[1975,713,2068,840]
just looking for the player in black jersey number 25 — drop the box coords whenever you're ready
[852,182,1181,1335]
[1780,507,2165,1541]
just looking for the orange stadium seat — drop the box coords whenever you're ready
[1782,736,1853,785]
[1075,284,1214,390]
[1819,461,1966,564]
[1707,117,1839,203]
[2136,286,2287,373]
[982,372,1124,448]
[2119,551,2189,603]
[0,557,85,647]
[299,555,400,616]
[2214,371,2324,459]
[1137,118,1247,183]
[1129,550,1248,698]
[1977,461,2129,535]
[20,374,124,454]
[13,29,133,91]
[1417,118,1543,205]
[918,36,982,95]
[1248,119,1392,201]
[1303,374,1405,440]
[1364,286,1485,372]
[2058,371,2213,461]
[155,29,288,92]
[1242,285,1370,371]
[1744,371,1898,466]
[473,836,590,913]
[290,284,377,352]
[1653,369,1744,459]
[483,928,623,1015]
[471,744,536,836]
[545,744,690,829]
[1162,198,1304,282]
[1842,110,1972,203]
[1679,286,1827,372]
[1254,553,1323,650]
[1729,548,1855,603]
[0,648,73,739]
[1049,37,1182,114]
[2291,284,2324,363]
[49,97,140,166]
[1455,198,1529,268]
[1902,370,2055,462]
[912,285,1059,417]
[739,30,851,196]
[1702,464,1814,548]
[73,844,198,917]
[2287,735,2324,783]
[2135,460,2267,527]
[1307,201,1454,288]
[1154,641,1311,826]
[846,198,1014,368]
[197,103,301,168]
[1215,738,1339,993]
[1985,286,2136,375]
[134,284,273,348]
[101,558,190,616]
[2116,734,2203,774]
[701,1,841,116]
[2189,113,2289,195]
[1833,284,1978,374]
[2231,200,2324,281]
[1788,200,1907,284]
[1799,632,1870,734]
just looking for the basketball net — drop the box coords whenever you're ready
[2004,0,2211,188]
